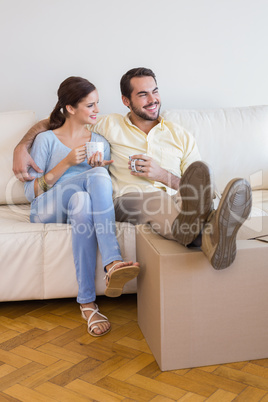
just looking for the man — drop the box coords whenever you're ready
[13,67,252,269]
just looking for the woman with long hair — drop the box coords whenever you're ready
[24,77,139,337]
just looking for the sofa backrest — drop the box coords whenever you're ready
[1,107,267,205]
[0,110,36,205]
[162,106,268,193]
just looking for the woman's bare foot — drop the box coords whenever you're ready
[80,302,110,336]
[104,260,140,297]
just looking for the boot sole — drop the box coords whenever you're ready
[172,161,214,245]
[202,178,252,270]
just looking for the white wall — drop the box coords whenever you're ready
[0,0,267,119]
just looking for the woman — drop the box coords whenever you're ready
[24,77,139,337]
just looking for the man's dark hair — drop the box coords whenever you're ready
[120,67,157,99]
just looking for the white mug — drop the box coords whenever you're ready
[129,153,147,172]
[86,142,104,160]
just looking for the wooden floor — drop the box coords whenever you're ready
[0,295,268,401]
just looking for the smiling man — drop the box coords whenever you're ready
[89,69,199,203]
[13,67,252,270]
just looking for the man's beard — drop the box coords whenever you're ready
[129,101,161,121]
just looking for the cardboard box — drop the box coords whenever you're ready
[136,217,268,371]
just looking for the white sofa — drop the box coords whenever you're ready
[1,106,268,302]
[0,110,137,302]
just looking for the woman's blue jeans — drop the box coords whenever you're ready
[30,168,122,304]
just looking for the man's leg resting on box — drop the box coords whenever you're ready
[171,161,252,269]
[114,161,252,270]
[114,190,180,240]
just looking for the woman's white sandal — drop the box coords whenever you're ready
[80,304,110,337]
[104,262,140,298]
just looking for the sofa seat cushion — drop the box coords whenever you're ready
[0,187,266,302]
[0,204,137,301]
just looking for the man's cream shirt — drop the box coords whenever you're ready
[87,113,200,199]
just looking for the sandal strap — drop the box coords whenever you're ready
[80,304,108,333]
[80,304,97,321]
[88,318,108,334]
[104,262,124,280]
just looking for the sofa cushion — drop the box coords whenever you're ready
[0,204,137,301]
[162,106,268,193]
[3,107,268,203]
[0,110,36,205]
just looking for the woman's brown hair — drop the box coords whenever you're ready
[49,76,96,130]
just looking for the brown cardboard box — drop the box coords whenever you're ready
[136,217,268,371]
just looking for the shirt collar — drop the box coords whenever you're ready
[124,113,165,130]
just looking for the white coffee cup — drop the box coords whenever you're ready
[129,153,147,172]
[86,142,104,159]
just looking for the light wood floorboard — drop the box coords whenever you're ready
[0,295,268,401]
